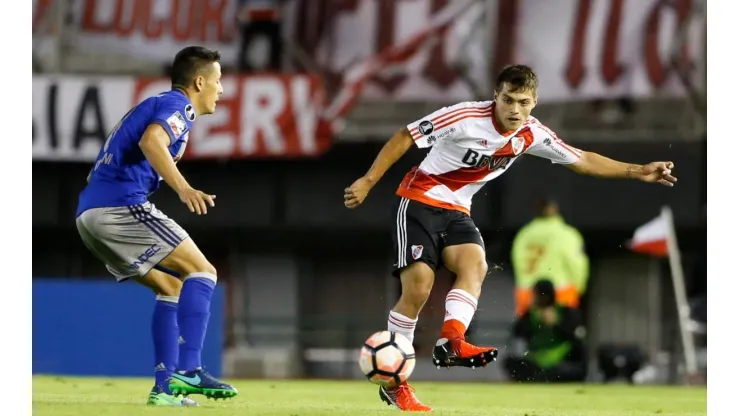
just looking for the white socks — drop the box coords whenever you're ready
[387,310,418,344]
[444,289,478,330]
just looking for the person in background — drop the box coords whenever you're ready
[505,280,588,383]
[236,0,283,73]
[511,198,589,316]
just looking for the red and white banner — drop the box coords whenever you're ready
[32,75,332,161]
[628,214,669,257]
[33,0,705,104]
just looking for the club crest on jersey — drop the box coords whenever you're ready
[167,111,188,137]
[511,136,525,155]
[462,149,512,172]
[411,245,424,260]
[419,120,434,135]
[184,104,196,121]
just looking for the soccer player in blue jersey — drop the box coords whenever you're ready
[75,46,237,407]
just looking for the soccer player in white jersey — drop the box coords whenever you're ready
[344,65,677,412]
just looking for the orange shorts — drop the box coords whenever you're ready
[515,285,580,316]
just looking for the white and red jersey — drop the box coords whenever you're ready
[398,101,582,216]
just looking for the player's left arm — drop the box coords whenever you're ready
[569,152,677,186]
[525,125,677,187]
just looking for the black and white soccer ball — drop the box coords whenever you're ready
[358,330,416,387]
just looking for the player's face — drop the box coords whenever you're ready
[493,83,537,131]
[197,62,223,115]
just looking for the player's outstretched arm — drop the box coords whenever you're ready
[344,127,414,209]
[139,124,216,215]
[566,151,677,187]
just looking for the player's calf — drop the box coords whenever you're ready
[169,272,239,399]
[433,243,498,369]
[389,263,435,344]
[136,270,185,397]
[155,239,238,399]
[432,286,498,369]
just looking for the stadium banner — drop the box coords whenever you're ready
[32,74,332,161]
[33,0,704,103]
[32,279,225,377]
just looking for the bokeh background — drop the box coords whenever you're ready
[31,0,706,385]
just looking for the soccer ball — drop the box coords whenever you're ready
[358,331,416,388]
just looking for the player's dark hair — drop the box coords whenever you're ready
[170,46,221,89]
[494,64,538,94]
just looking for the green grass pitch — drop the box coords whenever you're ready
[32,375,706,416]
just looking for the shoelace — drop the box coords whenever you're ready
[398,384,415,393]
[395,384,418,401]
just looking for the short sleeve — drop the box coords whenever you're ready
[150,96,194,145]
[406,101,490,149]
[525,123,582,165]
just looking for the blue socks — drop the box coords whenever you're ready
[177,274,217,372]
[152,296,179,393]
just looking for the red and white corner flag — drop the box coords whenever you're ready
[628,207,699,377]
[628,214,669,257]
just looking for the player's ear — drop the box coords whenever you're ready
[194,75,205,92]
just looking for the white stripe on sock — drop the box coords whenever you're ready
[388,310,417,344]
[444,289,478,329]
[155,295,179,303]
[183,272,218,283]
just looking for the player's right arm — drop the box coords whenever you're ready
[139,124,215,215]
[343,127,414,209]
[344,102,479,209]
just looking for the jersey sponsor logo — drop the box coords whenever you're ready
[435,127,456,140]
[461,149,512,172]
[419,120,434,135]
[411,245,424,260]
[543,137,567,159]
[167,111,188,137]
[184,104,196,121]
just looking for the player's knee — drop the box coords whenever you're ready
[399,263,435,309]
[459,259,488,285]
[194,261,217,278]
[182,261,218,284]
[162,239,218,282]
[158,277,183,297]
[169,253,218,282]
[475,259,489,280]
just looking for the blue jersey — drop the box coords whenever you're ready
[76,89,196,217]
